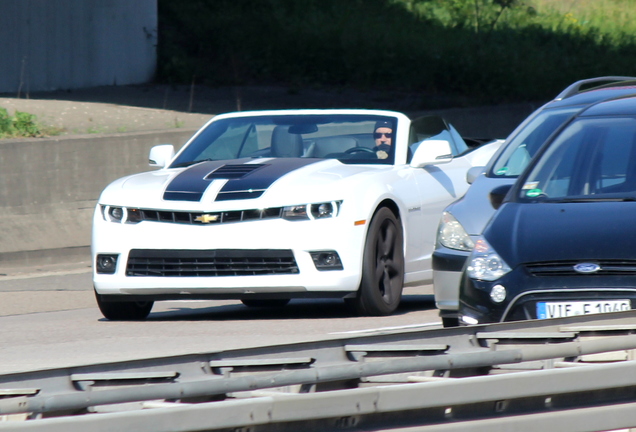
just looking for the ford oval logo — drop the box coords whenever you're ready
[573,263,601,274]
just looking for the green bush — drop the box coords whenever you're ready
[0,108,45,138]
[156,0,636,105]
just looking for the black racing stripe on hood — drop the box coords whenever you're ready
[216,158,322,201]
[163,158,322,202]
[163,159,252,202]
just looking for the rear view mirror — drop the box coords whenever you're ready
[466,166,485,184]
[149,144,175,168]
[489,184,513,209]
[288,124,318,134]
[410,139,453,168]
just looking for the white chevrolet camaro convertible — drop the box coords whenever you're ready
[92,109,500,320]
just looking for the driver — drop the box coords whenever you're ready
[373,121,393,159]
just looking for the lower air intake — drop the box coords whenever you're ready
[126,249,299,277]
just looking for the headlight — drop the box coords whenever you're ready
[466,237,511,281]
[101,205,141,224]
[437,211,474,251]
[282,201,341,221]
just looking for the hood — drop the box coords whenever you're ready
[485,201,636,266]
[100,158,383,208]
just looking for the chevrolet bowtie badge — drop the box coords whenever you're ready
[195,214,218,223]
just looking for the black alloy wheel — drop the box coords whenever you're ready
[349,207,404,316]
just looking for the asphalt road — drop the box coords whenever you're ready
[0,265,441,374]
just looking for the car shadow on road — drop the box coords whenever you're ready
[142,294,436,322]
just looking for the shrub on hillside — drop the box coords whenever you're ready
[156,0,636,105]
[0,108,45,138]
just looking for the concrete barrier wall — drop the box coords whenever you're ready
[0,129,196,268]
[0,0,157,93]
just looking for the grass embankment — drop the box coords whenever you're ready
[532,0,636,39]
[157,0,636,106]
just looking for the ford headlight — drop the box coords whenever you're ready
[282,201,341,221]
[466,237,511,281]
[437,211,475,251]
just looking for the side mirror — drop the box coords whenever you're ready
[149,144,175,168]
[409,139,453,168]
[489,184,513,210]
[466,166,485,184]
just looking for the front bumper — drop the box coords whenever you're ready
[459,271,636,325]
[92,208,367,298]
[432,247,470,312]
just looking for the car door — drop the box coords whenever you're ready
[410,156,474,278]
[401,116,477,283]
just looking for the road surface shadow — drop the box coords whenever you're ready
[141,294,436,322]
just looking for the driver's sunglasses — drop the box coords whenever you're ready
[374,132,393,139]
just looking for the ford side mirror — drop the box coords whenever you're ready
[149,144,175,168]
[489,184,513,210]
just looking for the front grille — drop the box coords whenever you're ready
[526,260,636,277]
[126,249,299,277]
[130,207,283,225]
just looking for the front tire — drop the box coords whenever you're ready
[350,207,404,316]
[95,289,154,321]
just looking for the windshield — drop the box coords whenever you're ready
[490,107,579,178]
[170,114,398,168]
[520,116,636,201]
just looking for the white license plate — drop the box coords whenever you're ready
[537,299,631,319]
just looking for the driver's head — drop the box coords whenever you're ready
[374,121,393,147]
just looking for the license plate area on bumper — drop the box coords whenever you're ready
[537,299,631,319]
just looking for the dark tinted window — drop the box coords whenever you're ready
[491,107,579,177]
[520,117,636,200]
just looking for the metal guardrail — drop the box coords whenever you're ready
[1,312,636,431]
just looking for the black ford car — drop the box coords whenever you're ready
[459,94,636,324]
